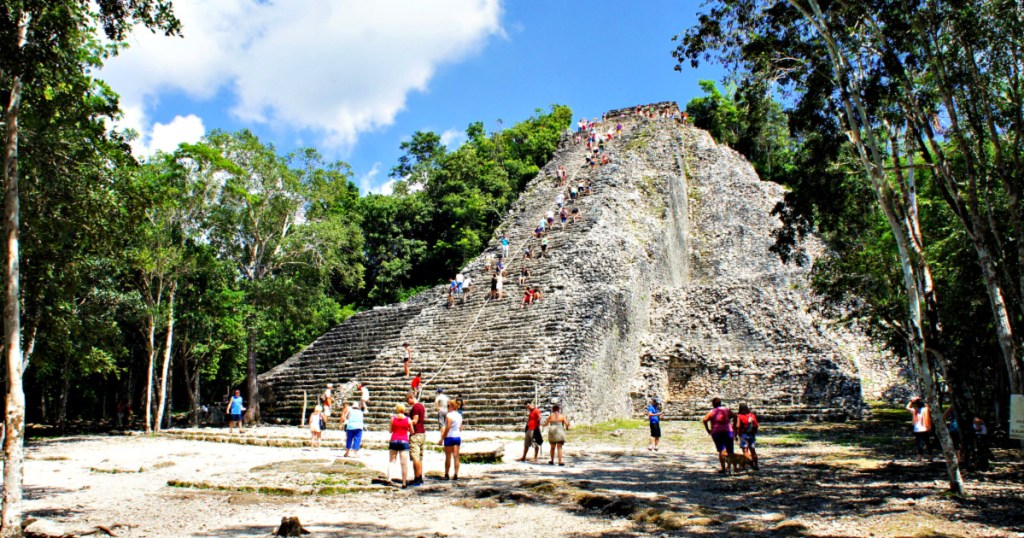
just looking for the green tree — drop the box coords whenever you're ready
[1,2,178,532]
[192,130,363,423]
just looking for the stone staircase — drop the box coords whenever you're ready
[261,114,662,430]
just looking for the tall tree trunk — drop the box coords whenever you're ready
[154,283,176,432]
[786,0,966,494]
[165,353,173,430]
[242,327,260,424]
[972,240,1023,392]
[184,353,200,428]
[1,12,30,537]
[143,315,155,433]
[57,353,69,432]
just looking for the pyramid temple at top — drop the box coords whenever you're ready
[258,102,904,429]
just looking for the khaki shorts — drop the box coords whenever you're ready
[524,429,536,448]
[409,433,426,462]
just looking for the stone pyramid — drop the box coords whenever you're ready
[259,102,900,430]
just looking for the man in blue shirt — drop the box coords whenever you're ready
[226,389,245,434]
[647,398,662,451]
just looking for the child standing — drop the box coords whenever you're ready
[309,405,324,448]
[735,403,759,470]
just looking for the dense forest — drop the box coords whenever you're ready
[0,1,572,435]
[15,107,572,429]
[676,0,1024,492]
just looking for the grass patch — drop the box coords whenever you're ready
[249,459,330,473]
[868,402,908,424]
[632,508,691,531]
[758,432,809,447]
[143,461,176,471]
[167,479,299,496]
[455,498,499,509]
[574,418,645,435]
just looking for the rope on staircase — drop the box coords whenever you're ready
[423,140,594,389]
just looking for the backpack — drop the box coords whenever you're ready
[744,414,759,435]
[319,415,326,430]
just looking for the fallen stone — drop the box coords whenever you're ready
[274,516,310,536]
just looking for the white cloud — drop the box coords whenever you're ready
[358,162,395,195]
[100,0,504,151]
[121,111,206,158]
[440,128,466,149]
[146,114,207,155]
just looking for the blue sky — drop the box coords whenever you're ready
[99,1,724,194]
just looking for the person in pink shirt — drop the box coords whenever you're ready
[702,397,736,474]
[388,403,412,488]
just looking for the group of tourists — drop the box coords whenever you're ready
[701,398,760,474]
[373,390,465,487]
[907,396,991,464]
[517,402,571,465]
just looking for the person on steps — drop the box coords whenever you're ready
[434,388,449,430]
[407,392,427,486]
[440,400,463,480]
[540,236,549,258]
[388,403,412,488]
[544,404,570,465]
[500,235,510,258]
[489,272,498,301]
[403,342,412,377]
[342,401,364,458]
[519,266,530,286]
[411,372,422,399]
[322,384,333,419]
[359,383,370,411]
[521,287,536,308]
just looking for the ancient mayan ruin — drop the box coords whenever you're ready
[259,102,902,429]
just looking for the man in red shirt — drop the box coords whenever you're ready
[410,372,422,399]
[407,392,427,486]
[517,402,543,462]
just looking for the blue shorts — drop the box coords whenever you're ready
[388,441,409,451]
[739,434,756,449]
[228,413,242,422]
[444,437,462,447]
[346,429,363,450]
[711,432,734,454]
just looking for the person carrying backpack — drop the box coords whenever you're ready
[735,403,759,470]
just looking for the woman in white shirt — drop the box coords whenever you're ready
[438,401,463,480]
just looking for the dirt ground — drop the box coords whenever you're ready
[10,409,1024,537]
